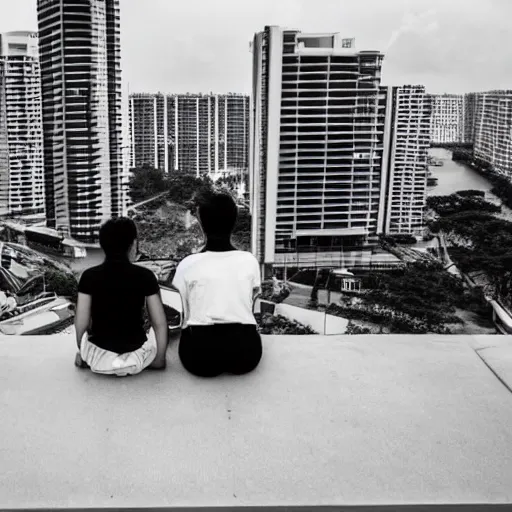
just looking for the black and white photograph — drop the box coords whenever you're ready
[1,0,512,509]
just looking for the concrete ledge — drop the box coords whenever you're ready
[7,506,512,512]
[470,335,512,393]
[1,334,512,509]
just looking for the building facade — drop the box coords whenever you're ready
[430,94,464,144]
[382,85,432,235]
[464,92,476,145]
[37,0,127,242]
[249,27,433,275]
[0,31,45,218]
[129,93,249,178]
[473,90,512,179]
[250,27,393,275]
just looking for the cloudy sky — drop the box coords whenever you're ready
[1,0,510,94]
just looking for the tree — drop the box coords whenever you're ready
[44,270,78,303]
[129,165,168,203]
[232,208,251,251]
[167,174,214,209]
[427,192,501,217]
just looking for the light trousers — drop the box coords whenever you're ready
[80,329,157,377]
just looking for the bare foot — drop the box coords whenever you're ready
[75,352,90,369]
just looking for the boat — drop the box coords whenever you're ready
[427,156,444,167]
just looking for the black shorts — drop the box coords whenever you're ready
[178,323,262,378]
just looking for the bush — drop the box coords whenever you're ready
[381,234,417,245]
[427,193,501,216]
[345,321,372,335]
[44,270,78,303]
[457,189,485,198]
[254,313,317,334]
[327,303,453,334]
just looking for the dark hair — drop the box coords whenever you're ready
[196,190,238,237]
[99,217,137,259]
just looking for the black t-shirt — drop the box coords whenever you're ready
[78,260,160,353]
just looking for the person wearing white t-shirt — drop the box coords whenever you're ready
[172,190,262,377]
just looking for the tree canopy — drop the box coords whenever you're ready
[129,165,169,203]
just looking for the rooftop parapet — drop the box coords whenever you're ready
[1,333,512,509]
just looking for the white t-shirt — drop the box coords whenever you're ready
[172,250,261,328]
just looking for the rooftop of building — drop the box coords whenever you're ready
[130,92,250,99]
[2,332,512,510]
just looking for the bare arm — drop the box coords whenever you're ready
[74,292,92,350]
[252,257,262,310]
[146,293,168,369]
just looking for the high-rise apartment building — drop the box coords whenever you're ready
[464,92,476,144]
[0,31,45,217]
[250,27,391,275]
[430,94,464,144]
[37,0,127,242]
[129,93,249,177]
[249,27,432,275]
[382,85,431,235]
[473,90,512,179]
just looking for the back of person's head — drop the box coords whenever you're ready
[99,217,137,260]
[196,189,238,238]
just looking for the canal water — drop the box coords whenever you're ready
[428,148,494,196]
[428,148,512,221]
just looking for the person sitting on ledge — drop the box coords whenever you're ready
[74,217,168,376]
[172,190,262,378]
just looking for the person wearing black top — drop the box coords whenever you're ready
[74,218,168,376]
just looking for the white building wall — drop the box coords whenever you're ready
[0,31,45,217]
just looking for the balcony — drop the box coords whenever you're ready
[2,333,512,509]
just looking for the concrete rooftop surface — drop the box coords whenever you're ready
[2,334,512,511]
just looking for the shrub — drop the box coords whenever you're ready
[381,234,417,245]
[345,321,372,335]
[44,270,78,303]
[254,313,317,334]
[457,189,485,198]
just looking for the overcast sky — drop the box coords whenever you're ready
[1,0,510,94]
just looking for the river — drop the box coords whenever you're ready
[427,148,512,221]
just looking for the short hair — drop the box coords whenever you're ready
[99,217,137,259]
[196,189,238,237]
